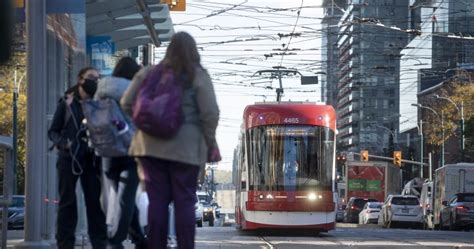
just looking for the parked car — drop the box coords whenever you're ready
[439,193,474,231]
[379,195,423,228]
[202,203,215,226]
[358,202,382,224]
[336,204,346,222]
[195,196,204,227]
[344,197,378,223]
[212,202,221,219]
[197,191,215,226]
[0,195,25,230]
[223,213,235,226]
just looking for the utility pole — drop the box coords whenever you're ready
[419,120,423,179]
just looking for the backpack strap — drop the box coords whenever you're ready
[62,94,79,131]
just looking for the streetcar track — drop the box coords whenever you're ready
[259,236,275,249]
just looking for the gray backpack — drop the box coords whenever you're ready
[81,98,134,157]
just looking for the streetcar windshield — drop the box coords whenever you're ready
[246,125,335,191]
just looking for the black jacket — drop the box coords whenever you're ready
[48,94,89,159]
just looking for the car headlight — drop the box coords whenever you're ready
[307,193,323,201]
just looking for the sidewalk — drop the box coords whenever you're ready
[5,230,136,248]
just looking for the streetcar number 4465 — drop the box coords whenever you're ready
[283,118,300,123]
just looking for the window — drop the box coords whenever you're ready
[391,197,419,205]
[457,194,474,202]
[246,125,335,191]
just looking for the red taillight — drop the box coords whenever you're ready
[351,205,355,210]
[456,206,470,213]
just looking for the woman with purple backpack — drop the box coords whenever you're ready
[121,32,221,249]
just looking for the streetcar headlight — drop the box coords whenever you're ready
[258,194,264,200]
[308,193,317,201]
[266,194,274,200]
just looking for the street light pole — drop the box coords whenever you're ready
[370,124,397,151]
[415,120,424,178]
[13,70,19,195]
[461,101,465,161]
[441,110,445,166]
[435,95,465,162]
[412,103,444,167]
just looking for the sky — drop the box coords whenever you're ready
[155,0,325,171]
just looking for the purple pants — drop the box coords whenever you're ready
[139,157,200,249]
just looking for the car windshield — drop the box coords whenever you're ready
[353,199,377,207]
[368,203,382,209]
[11,197,24,208]
[197,193,211,205]
[247,125,335,191]
[457,194,474,202]
[391,197,419,205]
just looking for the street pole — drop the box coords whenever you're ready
[435,95,464,162]
[461,101,465,161]
[412,104,444,169]
[12,70,18,195]
[15,0,50,248]
[428,152,432,181]
[441,110,445,167]
[419,120,423,179]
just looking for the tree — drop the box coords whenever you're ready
[465,116,474,160]
[421,71,474,161]
[0,51,27,194]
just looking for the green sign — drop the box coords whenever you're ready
[366,180,381,191]
[348,179,365,191]
[348,179,381,192]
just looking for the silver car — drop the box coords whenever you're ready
[379,195,423,228]
[195,195,204,227]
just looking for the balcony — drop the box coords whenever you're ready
[337,74,352,89]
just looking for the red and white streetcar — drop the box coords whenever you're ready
[233,102,337,232]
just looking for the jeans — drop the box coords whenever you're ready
[104,156,146,249]
[139,157,199,249]
[56,154,107,249]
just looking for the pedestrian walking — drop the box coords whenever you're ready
[94,57,147,249]
[48,67,107,249]
[121,31,221,249]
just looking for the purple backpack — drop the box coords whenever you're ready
[132,64,184,139]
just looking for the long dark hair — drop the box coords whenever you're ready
[113,57,140,80]
[67,66,97,95]
[77,66,96,82]
[162,32,201,81]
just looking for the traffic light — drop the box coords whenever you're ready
[361,150,369,161]
[163,0,186,11]
[393,151,402,166]
[337,153,347,165]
